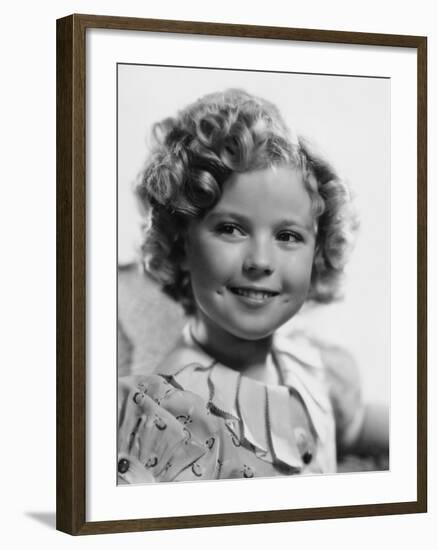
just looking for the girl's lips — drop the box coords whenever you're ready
[228,286,279,303]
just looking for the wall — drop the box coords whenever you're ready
[1,0,436,547]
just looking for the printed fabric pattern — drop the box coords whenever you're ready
[117,328,362,484]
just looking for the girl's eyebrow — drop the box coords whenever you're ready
[206,211,248,224]
[275,217,316,233]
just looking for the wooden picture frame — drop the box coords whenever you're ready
[56,13,427,535]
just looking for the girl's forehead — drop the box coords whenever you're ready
[209,166,314,228]
[220,166,306,203]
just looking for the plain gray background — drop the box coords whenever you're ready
[2,0,435,547]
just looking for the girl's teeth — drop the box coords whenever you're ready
[234,288,273,299]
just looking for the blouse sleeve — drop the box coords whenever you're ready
[318,343,366,452]
[118,374,213,484]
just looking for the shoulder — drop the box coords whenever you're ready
[275,329,359,386]
[153,340,209,377]
[152,326,213,377]
[308,337,361,396]
[274,330,325,370]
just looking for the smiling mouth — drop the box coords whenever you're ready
[228,287,279,301]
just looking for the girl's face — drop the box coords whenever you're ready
[184,166,316,341]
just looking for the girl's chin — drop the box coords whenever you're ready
[196,305,294,341]
[223,321,280,341]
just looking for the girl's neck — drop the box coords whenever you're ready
[190,312,279,384]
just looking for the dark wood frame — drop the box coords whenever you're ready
[56,13,427,535]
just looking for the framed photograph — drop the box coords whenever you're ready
[56,14,427,535]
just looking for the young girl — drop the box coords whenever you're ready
[117,88,388,484]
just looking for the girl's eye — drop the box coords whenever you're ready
[216,223,245,237]
[276,231,303,243]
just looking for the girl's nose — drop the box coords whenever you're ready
[242,239,274,277]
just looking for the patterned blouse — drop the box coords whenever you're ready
[117,326,364,484]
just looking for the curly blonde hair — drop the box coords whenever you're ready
[136,89,358,315]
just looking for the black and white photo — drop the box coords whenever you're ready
[117,66,390,484]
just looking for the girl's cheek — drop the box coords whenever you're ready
[284,256,313,288]
[204,252,237,281]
